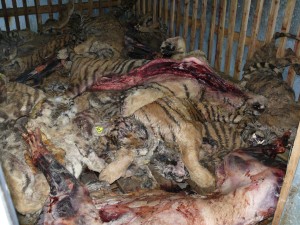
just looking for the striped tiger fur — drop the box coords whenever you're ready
[65,53,149,98]
[132,95,249,192]
[0,29,37,44]
[150,122,249,184]
[120,76,270,191]
[239,32,300,148]
[240,31,300,102]
[121,77,256,125]
[242,32,300,86]
[241,72,296,104]
[0,73,7,103]
[241,32,300,100]
[72,13,126,59]
[0,78,46,122]
[73,96,247,189]
[1,33,75,80]
[123,77,256,144]
[69,77,263,190]
[0,122,49,214]
[0,29,37,62]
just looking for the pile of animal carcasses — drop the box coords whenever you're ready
[0,3,299,225]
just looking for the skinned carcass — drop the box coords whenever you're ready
[22,128,102,225]
[94,133,288,225]
[22,128,288,225]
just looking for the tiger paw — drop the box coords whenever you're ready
[189,169,216,194]
[99,148,134,184]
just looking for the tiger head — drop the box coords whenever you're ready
[160,36,186,59]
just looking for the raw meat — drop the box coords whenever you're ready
[94,134,288,225]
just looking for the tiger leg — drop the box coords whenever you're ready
[99,147,135,184]
[177,122,216,192]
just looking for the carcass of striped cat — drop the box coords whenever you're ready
[90,58,267,192]
[22,127,289,225]
[240,32,300,146]
[46,54,266,191]
[70,13,126,59]
[0,73,46,123]
[0,72,98,215]
[0,28,74,81]
[63,0,168,61]
[0,36,157,215]
[0,74,49,214]
[9,0,168,89]
[0,0,128,84]
[0,57,260,221]
[1,43,269,218]
[61,36,208,99]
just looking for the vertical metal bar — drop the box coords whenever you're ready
[136,0,141,14]
[159,0,163,18]
[153,0,157,23]
[58,0,63,14]
[88,0,94,15]
[98,0,103,15]
[142,0,146,14]
[147,0,151,13]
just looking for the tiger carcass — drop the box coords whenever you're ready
[68,57,267,193]
[240,32,300,144]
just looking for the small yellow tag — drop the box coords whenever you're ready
[95,126,104,134]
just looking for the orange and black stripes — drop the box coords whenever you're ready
[67,56,149,98]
